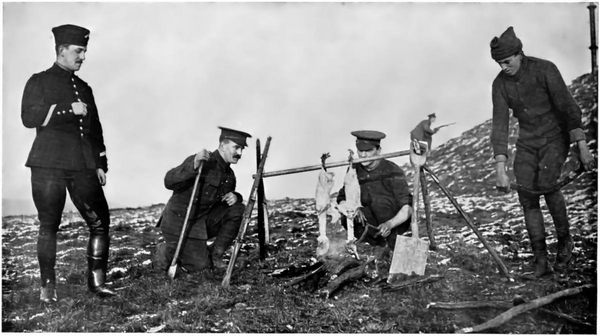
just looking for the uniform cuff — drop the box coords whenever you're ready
[492,146,508,160]
[569,128,586,143]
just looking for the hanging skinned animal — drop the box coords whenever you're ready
[315,153,340,257]
[337,150,361,259]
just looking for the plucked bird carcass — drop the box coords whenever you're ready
[315,153,340,257]
[336,150,361,259]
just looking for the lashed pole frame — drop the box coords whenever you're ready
[222,137,272,288]
[422,165,511,280]
[254,149,436,253]
[420,168,436,250]
[256,139,269,260]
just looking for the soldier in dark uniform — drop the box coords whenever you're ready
[154,127,250,278]
[490,27,595,279]
[336,131,414,251]
[21,24,116,302]
[410,113,437,151]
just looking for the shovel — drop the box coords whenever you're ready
[388,140,430,283]
[167,161,204,280]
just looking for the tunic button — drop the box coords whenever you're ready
[80,133,83,137]
[79,119,83,123]
[75,91,79,95]
[77,98,82,102]
[69,109,73,113]
[80,126,83,130]
[71,78,74,82]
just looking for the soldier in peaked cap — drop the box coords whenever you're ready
[336,130,413,260]
[410,113,438,152]
[155,127,252,280]
[21,24,116,303]
[489,26,595,279]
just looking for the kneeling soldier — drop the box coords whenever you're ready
[337,131,414,254]
[155,127,250,278]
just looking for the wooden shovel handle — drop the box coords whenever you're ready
[411,164,421,239]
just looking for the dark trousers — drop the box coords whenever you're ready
[157,202,244,272]
[31,167,110,286]
[514,138,570,258]
[341,207,410,249]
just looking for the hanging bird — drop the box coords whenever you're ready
[315,153,337,257]
[337,149,361,259]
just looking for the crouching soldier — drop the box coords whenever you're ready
[155,127,250,278]
[337,131,414,256]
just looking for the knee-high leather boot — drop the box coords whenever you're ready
[523,208,552,279]
[545,191,573,270]
[38,232,58,303]
[87,235,117,297]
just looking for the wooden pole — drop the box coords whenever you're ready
[588,3,598,76]
[456,284,594,333]
[222,137,272,287]
[422,165,511,280]
[256,139,268,260]
[420,168,436,250]
[256,150,410,178]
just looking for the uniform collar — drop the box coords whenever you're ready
[212,150,230,169]
[50,62,75,78]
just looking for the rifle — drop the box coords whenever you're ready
[222,136,272,287]
[434,122,456,132]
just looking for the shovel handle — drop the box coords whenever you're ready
[168,161,204,279]
[409,140,426,239]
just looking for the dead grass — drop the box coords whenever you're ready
[2,200,597,333]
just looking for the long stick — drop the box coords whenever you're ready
[420,169,436,250]
[167,161,204,280]
[222,137,272,287]
[422,165,511,280]
[256,139,268,260]
[256,150,410,178]
[456,284,594,333]
[429,300,594,327]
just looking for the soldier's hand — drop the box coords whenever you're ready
[71,102,88,116]
[579,144,596,172]
[96,168,106,186]
[496,170,511,193]
[355,208,367,224]
[194,149,211,169]
[377,221,393,238]
[221,192,238,206]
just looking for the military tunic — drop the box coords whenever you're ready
[22,63,108,172]
[410,120,436,150]
[159,151,243,240]
[337,159,413,246]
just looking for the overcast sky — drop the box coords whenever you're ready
[2,2,595,213]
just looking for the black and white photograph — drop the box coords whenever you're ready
[2,1,597,333]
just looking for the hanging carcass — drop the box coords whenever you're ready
[336,150,361,259]
[314,153,340,257]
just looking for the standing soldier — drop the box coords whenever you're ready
[21,24,116,302]
[154,127,250,280]
[489,27,595,279]
[410,113,438,152]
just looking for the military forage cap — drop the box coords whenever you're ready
[351,130,386,151]
[52,24,90,47]
[219,126,252,147]
[490,26,523,61]
[428,113,437,118]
